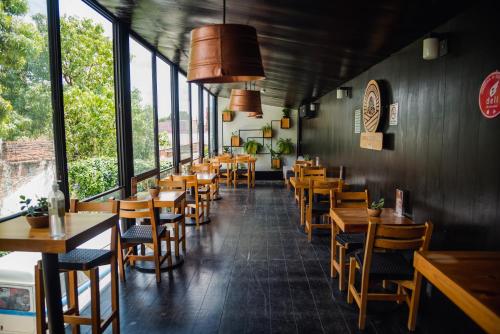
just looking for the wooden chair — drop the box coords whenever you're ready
[118,199,172,283]
[130,169,159,195]
[217,155,233,187]
[304,179,340,242]
[330,189,369,290]
[347,221,433,330]
[233,155,251,188]
[35,199,119,334]
[191,163,212,211]
[172,175,203,228]
[210,161,221,199]
[156,177,187,257]
[291,162,313,200]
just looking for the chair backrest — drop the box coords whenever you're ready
[296,160,313,166]
[330,189,368,208]
[308,179,339,205]
[235,155,250,168]
[69,199,118,213]
[157,177,186,191]
[192,163,211,173]
[300,166,326,180]
[119,199,156,222]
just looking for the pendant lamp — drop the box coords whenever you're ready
[229,83,262,113]
[187,0,265,83]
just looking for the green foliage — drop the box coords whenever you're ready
[261,123,272,131]
[282,108,291,118]
[19,195,48,216]
[370,198,385,210]
[267,145,281,159]
[223,146,230,154]
[243,140,262,155]
[231,131,238,137]
[277,138,294,155]
[159,132,171,150]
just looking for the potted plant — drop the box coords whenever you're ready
[19,196,49,228]
[281,107,291,129]
[149,185,161,197]
[223,146,230,154]
[367,198,385,217]
[268,145,282,169]
[222,108,234,122]
[243,139,263,155]
[231,131,241,147]
[277,138,294,155]
[303,154,311,161]
[262,123,272,138]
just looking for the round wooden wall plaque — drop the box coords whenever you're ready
[362,80,381,132]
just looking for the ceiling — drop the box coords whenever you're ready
[95,0,468,108]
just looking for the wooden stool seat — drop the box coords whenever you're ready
[159,213,183,223]
[121,225,166,244]
[58,248,112,271]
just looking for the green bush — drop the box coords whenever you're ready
[68,157,173,199]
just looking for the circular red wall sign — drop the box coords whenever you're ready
[479,71,500,119]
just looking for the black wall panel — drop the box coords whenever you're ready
[302,5,500,250]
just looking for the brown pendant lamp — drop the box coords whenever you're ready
[187,0,265,83]
[229,82,262,114]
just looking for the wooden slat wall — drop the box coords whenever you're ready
[301,5,500,250]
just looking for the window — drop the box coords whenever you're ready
[210,94,217,153]
[191,84,200,160]
[156,58,173,172]
[130,38,155,174]
[203,89,209,157]
[178,73,191,161]
[0,0,55,217]
[59,0,118,199]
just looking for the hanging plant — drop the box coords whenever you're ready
[243,140,263,155]
[281,108,291,128]
[277,138,294,155]
[262,123,272,138]
[268,145,282,169]
[222,108,234,122]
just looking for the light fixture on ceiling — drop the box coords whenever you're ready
[229,82,262,115]
[187,0,266,83]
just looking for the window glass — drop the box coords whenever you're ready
[0,287,30,311]
[203,89,209,157]
[178,73,191,160]
[210,94,217,153]
[59,0,118,199]
[156,58,173,172]
[0,0,55,217]
[130,38,155,174]
[191,84,200,160]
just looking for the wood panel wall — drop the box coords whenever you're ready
[302,4,500,250]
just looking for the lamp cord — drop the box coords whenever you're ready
[223,0,226,24]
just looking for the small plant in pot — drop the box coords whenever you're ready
[243,140,263,155]
[223,146,230,154]
[149,185,161,197]
[262,123,272,138]
[277,138,294,155]
[20,196,49,228]
[367,198,385,217]
[222,108,234,122]
[281,107,291,129]
[231,131,241,147]
[268,145,282,169]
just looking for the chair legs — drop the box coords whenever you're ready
[35,264,119,334]
[338,244,346,291]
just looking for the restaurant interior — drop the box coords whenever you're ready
[0,0,498,333]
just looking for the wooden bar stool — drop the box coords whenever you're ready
[330,189,369,290]
[157,177,187,256]
[218,155,233,187]
[347,221,433,330]
[35,199,120,334]
[118,199,172,283]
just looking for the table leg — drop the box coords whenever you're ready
[41,253,64,334]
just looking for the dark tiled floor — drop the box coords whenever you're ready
[74,181,482,334]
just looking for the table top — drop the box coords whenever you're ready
[330,207,413,233]
[127,190,185,206]
[289,176,340,188]
[0,213,117,253]
[414,251,500,334]
[174,173,217,183]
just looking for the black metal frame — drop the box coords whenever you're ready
[0,0,218,223]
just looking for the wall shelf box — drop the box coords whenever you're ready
[280,118,291,129]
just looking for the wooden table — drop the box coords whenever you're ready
[289,176,341,225]
[329,207,414,287]
[413,251,500,334]
[0,213,118,334]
